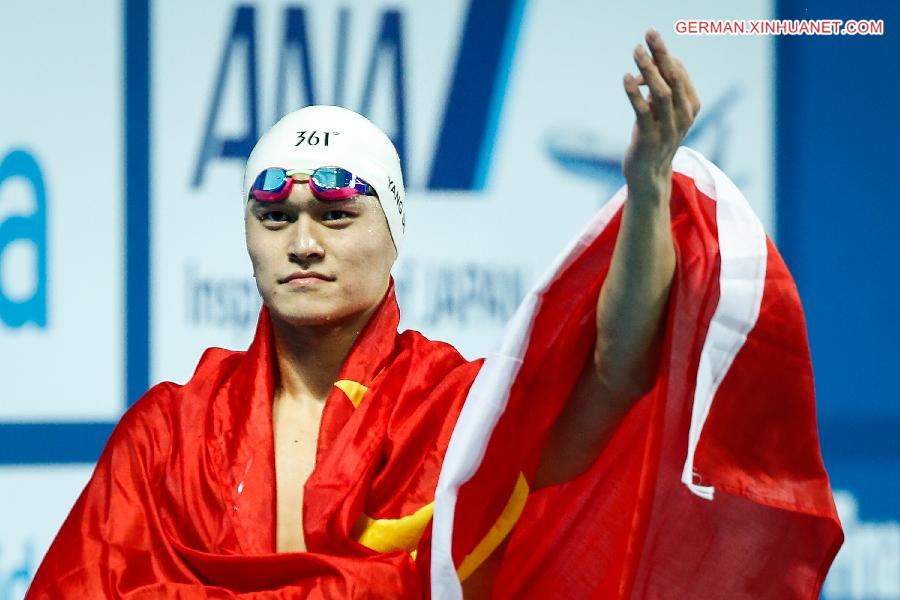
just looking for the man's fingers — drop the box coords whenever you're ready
[645,30,678,86]
[642,28,700,118]
[646,30,691,128]
[673,58,701,115]
[623,73,652,131]
[633,44,675,135]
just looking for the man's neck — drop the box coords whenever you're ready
[269,305,379,406]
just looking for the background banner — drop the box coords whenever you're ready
[1,1,896,597]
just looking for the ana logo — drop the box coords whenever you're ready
[192,1,525,192]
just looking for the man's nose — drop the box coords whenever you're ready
[288,214,325,262]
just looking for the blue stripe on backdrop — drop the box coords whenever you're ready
[2,417,897,469]
[776,0,900,521]
[0,423,115,464]
[776,1,898,419]
[125,0,151,409]
[0,418,900,466]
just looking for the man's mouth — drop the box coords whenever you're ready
[279,271,334,284]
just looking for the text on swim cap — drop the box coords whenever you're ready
[388,176,404,231]
[295,130,339,147]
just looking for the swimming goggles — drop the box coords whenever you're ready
[249,167,376,203]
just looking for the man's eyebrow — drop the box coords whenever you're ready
[250,199,287,210]
[315,196,365,207]
[250,196,366,211]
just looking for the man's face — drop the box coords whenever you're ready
[245,180,397,327]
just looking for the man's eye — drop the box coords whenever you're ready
[322,210,351,221]
[261,210,289,223]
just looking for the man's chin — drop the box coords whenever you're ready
[269,302,352,328]
[283,314,341,327]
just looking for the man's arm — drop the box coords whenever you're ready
[533,29,701,488]
[460,31,701,598]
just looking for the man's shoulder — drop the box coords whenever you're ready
[393,329,485,393]
[189,345,247,386]
[127,346,244,424]
[396,328,484,369]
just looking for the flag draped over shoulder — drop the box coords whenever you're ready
[27,278,485,599]
[430,147,843,599]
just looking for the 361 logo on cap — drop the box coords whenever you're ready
[295,130,339,147]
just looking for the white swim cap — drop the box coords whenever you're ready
[244,105,406,254]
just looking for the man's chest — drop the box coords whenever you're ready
[272,396,324,553]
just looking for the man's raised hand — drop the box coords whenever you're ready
[622,29,701,201]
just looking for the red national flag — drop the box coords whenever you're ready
[26,147,841,599]
[430,147,843,599]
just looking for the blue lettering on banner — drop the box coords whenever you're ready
[193,5,260,187]
[192,0,526,192]
[358,9,408,178]
[274,7,318,120]
[0,149,48,329]
[333,8,350,106]
[193,5,409,188]
[186,265,261,330]
[424,263,525,325]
